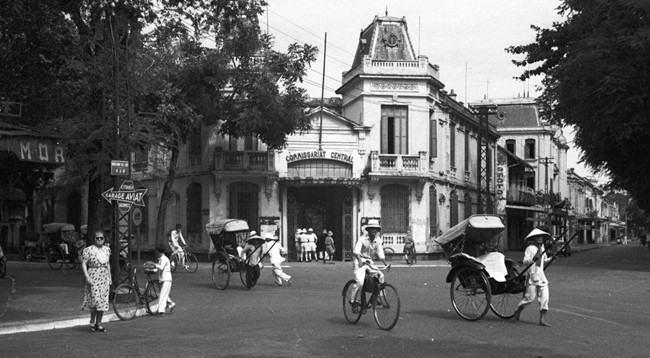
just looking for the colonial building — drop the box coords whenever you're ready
[123,14,499,259]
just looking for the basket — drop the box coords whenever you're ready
[144,268,158,274]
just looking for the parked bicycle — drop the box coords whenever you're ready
[112,262,161,320]
[342,263,400,330]
[170,246,198,273]
[382,247,395,261]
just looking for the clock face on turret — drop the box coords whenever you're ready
[384,33,399,48]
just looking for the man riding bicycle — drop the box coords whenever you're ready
[169,224,188,268]
[350,219,388,312]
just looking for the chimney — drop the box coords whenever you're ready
[449,89,457,101]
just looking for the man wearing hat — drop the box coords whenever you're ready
[349,219,388,310]
[294,229,303,262]
[240,231,265,289]
[300,228,310,262]
[264,233,292,286]
[514,227,554,326]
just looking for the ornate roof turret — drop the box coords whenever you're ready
[351,15,417,68]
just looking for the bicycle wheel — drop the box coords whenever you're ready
[64,251,79,269]
[47,246,64,270]
[383,247,395,261]
[373,283,400,330]
[144,279,161,314]
[342,280,363,324]
[450,267,491,321]
[170,254,178,273]
[113,284,138,320]
[185,252,198,273]
[211,254,230,290]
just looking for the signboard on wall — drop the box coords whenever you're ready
[260,216,280,240]
[495,153,508,215]
[285,150,353,164]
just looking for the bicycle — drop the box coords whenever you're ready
[170,246,198,273]
[112,263,161,320]
[342,263,400,331]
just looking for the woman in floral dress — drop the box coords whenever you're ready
[81,231,112,332]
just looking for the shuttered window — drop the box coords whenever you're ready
[381,106,408,154]
[381,184,409,232]
[186,183,202,244]
[450,190,459,226]
[429,112,437,159]
[429,186,438,235]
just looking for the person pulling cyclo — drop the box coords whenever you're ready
[240,232,266,289]
[169,224,188,269]
[350,219,388,313]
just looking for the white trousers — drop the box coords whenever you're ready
[518,284,549,311]
[158,280,173,314]
[272,263,291,285]
[350,265,384,301]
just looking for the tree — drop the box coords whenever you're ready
[146,0,317,246]
[507,0,650,210]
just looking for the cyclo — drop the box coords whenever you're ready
[24,223,82,270]
[206,219,266,290]
[434,214,527,321]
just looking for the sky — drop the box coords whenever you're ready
[262,0,602,180]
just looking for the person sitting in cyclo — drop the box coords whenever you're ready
[350,219,388,311]
[169,223,187,268]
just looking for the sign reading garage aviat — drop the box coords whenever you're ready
[285,150,353,164]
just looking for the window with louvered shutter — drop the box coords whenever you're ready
[381,184,409,232]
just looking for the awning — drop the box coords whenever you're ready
[501,147,534,170]
[505,204,547,213]
[277,177,365,186]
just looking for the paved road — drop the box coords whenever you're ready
[1,245,650,357]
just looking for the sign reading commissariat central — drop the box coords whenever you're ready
[285,150,353,164]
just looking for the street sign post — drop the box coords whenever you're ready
[110,160,130,176]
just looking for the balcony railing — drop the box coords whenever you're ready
[369,151,428,175]
[506,188,536,205]
[214,148,275,172]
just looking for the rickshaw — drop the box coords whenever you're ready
[207,219,263,290]
[434,215,527,321]
[24,223,81,270]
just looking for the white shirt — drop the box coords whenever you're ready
[169,229,187,250]
[265,241,286,265]
[522,244,548,286]
[155,254,172,282]
[353,234,384,269]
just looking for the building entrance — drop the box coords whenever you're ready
[287,186,353,261]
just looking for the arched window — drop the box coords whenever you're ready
[229,182,259,232]
[450,190,459,227]
[186,183,202,244]
[429,186,438,236]
[380,184,409,233]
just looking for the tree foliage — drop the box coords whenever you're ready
[507,0,650,210]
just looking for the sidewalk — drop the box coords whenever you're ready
[0,244,607,335]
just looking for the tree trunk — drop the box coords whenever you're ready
[155,146,180,248]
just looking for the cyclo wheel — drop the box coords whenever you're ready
[144,279,161,314]
[342,279,363,324]
[47,246,64,270]
[490,278,524,319]
[64,250,78,269]
[450,267,491,321]
[211,254,230,290]
[113,284,138,320]
[383,247,395,261]
[185,252,198,273]
[373,283,400,331]
[240,263,254,289]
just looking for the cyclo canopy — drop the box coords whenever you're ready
[206,219,250,254]
[435,215,504,253]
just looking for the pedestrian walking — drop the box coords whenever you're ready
[81,231,111,332]
[324,231,335,263]
[403,230,415,265]
[514,227,553,327]
[146,246,175,315]
[264,233,292,286]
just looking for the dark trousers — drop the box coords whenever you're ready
[246,265,260,287]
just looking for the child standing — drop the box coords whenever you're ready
[147,246,175,315]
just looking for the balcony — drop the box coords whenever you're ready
[506,188,536,206]
[343,56,440,83]
[369,151,428,176]
[214,148,275,173]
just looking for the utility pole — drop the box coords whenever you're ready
[540,157,554,232]
[476,103,497,214]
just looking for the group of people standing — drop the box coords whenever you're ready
[294,228,335,263]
